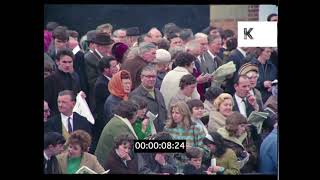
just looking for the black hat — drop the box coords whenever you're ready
[86,30,97,43]
[92,33,114,45]
[126,27,140,36]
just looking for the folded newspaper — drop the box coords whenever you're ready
[75,166,110,174]
[146,111,158,135]
[247,111,269,134]
[146,111,158,121]
[211,61,236,87]
[73,92,95,125]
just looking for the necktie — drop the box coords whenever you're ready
[242,98,248,109]
[67,117,73,134]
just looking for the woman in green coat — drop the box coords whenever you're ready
[203,132,240,175]
[94,100,139,169]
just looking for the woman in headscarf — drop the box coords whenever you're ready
[104,70,132,122]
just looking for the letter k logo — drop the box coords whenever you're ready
[244,28,254,40]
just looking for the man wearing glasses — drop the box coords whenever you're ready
[129,65,167,132]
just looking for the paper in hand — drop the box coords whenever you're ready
[73,93,95,124]
[247,111,269,134]
[75,166,97,174]
[146,111,158,121]
[211,61,236,87]
[75,166,110,174]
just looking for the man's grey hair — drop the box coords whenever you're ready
[208,34,221,45]
[180,28,194,42]
[96,23,113,31]
[169,46,185,59]
[141,64,157,75]
[185,39,200,51]
[138,42,157,55]
[58,90,76,102]
[194,32,208,39]
[113,29,126,37]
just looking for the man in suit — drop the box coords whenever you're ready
[67,30,89,100]
[198,34,223,98]
[44,49,81,116]
[129,65,167,132]
[84,32,114,112]
[44,132,66,174]
[92,56,119,152]
[232,75,259,118]
[199,34,223,75]
[45,90,93,139]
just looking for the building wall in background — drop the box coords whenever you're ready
[210,5,278,36]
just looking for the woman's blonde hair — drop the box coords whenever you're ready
[165,101,192,129]
[213,93,234,111]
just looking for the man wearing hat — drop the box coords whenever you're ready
[85,30,97,52]
[238,63,263,111]
[153,49,171,90]
[126,27,140,47]
[84,32,114,111]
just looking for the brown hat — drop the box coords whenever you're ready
[92,33,114,45]
[238,63,259,75]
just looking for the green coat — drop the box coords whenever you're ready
[217,127,258,173]
[216,148,240,175]
[94,115,137,169]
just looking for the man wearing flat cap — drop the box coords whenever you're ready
[126,27,140,47]
[238,63,264,111]
[84,33,114,111]
[153,49,171,90]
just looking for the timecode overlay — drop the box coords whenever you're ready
[133,140,186,153]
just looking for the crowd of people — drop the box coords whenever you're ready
[44,13,278,175]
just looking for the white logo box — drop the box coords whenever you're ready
[238,21,277,47]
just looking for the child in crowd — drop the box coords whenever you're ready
[183,147,208,174]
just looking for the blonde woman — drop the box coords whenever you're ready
[208,93,234,133]
[164,101,206,173]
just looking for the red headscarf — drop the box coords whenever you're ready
[108,70,132,100]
